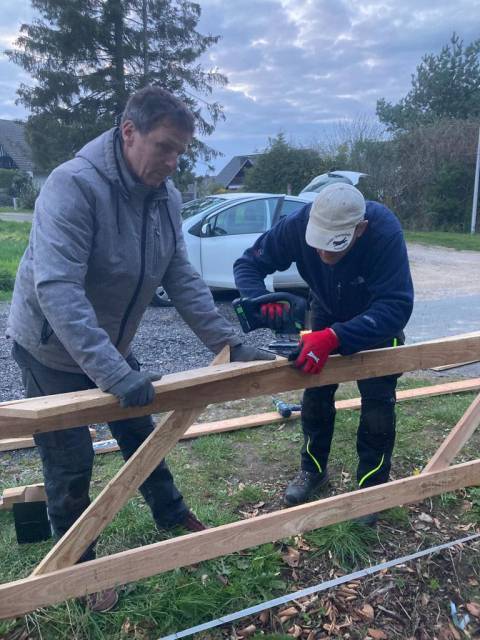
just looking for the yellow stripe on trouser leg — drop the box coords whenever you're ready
[358,454,385,487]
[306,436,323,474]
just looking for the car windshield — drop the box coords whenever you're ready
[181,197,228,220]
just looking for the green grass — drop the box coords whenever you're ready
[405,230,480,251]
[1,380,479,638]
[305,520,378,568]
[0,219,31,297]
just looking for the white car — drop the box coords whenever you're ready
[151,192,311,306]
[151,171,366,306]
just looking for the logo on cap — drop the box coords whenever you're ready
[327,234,350,249]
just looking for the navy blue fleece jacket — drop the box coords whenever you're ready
[233,201,414,355]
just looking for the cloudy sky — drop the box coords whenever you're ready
[0,0,479,173]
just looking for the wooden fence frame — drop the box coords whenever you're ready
[1,333,480,620]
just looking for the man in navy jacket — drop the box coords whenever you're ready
[234,183,414,509]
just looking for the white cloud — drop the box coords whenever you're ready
[0,0,479,171]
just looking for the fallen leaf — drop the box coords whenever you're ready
[294,536,311,551]
[287,624,302,637]
[122,619,134,634]
[358,604,375,621]
[306,632,316,640]
[418,512,433,523]
[448,623,461,640]
[282,547,301,568]
[367,629,388,640]
[421,593,430,606]
[237,624,256,638]
[467,601,480,618]
[438,626,452,640]
[259,611,269,625]
[337,586,358,596]
[278,606,298,623]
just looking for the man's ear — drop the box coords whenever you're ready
[356,219,369,238]
[121,120,135,147]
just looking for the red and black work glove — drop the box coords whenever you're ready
[288,328,339,375]
[261,302,291,332]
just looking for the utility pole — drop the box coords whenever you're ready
[471,125,480,234]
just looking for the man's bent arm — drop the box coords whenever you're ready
[233,213,299,298]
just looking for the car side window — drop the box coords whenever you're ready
[279,199,304,218]
[209,199,272,235]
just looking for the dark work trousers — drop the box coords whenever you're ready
[300,338,402,488]
[12,342,187,562]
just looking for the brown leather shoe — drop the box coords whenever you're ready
[86,587,119,612]
[181,510,207,532]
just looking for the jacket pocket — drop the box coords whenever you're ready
[40,318,54,344]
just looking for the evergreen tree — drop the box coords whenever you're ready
[7,0,226,173]
[377,33,480,131]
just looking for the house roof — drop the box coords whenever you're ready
[0,119,33,172]
[215,154,260,188]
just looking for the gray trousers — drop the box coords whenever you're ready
[12,342,187,562]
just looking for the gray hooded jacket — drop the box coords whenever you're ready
[7,128,241,390]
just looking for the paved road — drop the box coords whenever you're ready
[405,295,480,377]
[0,212,33,222]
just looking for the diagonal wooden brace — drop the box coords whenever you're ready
[31,346,231,576]
[423,391,480,474]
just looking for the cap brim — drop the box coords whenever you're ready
[306,220,356,252]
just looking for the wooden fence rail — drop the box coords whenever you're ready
[0,332,479,620]
[1,332,480,438]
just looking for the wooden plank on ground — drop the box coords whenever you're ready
[3,375,479,508]
[2,378,480,453]
[423,392,480,473]
[0,484,46,510]
[431,360,480,371]
[2,332,480,438]
[1,458,479,619]
[182,377,480,437]
[31,347,231,576]
[0,428,96,452]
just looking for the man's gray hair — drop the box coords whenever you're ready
[121,86,195,134]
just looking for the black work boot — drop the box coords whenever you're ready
[284,470,329,506]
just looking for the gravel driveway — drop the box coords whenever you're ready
[1,241,480,404]
[408,243,480,300]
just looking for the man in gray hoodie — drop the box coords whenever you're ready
[7,86,272,610]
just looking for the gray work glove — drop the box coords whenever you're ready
[108,369,163,408]
[230,343,276,362]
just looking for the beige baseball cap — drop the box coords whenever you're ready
[305,183,366,252]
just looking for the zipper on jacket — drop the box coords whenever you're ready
[164,202,178,251]
[115,200,149,348]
